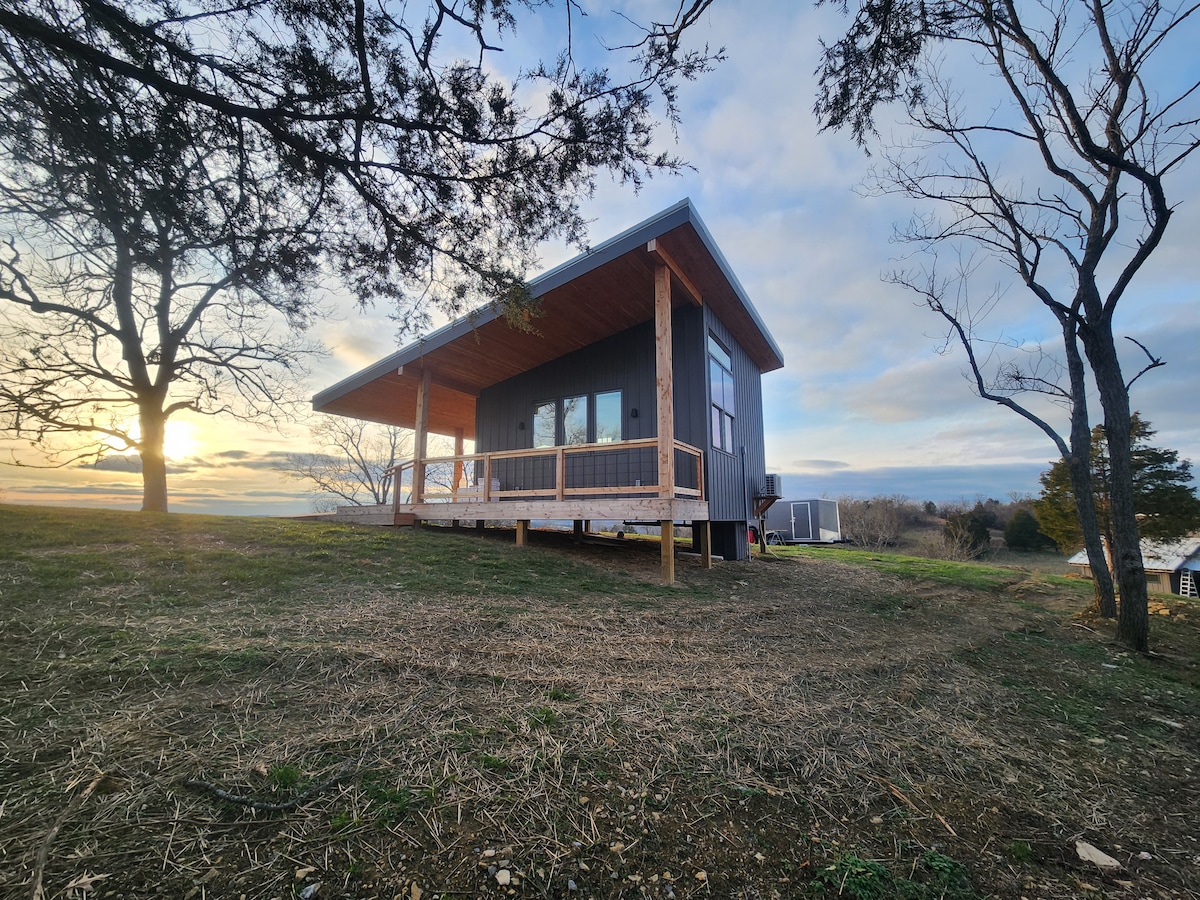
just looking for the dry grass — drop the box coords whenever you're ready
[1,505,1198,900]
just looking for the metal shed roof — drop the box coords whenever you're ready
[311,200,783,439]
[1068,537,1200,572]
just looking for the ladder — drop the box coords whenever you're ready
[1181,568,1198,599]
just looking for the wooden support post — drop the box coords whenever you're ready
[516,520,529,547]
[573,519,584,542]
[412,368,432,509]
[654,263,675,499]
[698,520,712,570]
[556,447,566,501]
[661,519,676,583]
[452,427,464,527]
[452,428,464,499]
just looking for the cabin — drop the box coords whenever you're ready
[1068,537,1200,597]
[311,200,784,581]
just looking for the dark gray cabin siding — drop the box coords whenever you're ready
[704,306,766,559]
[476,322,658,494]
[704,307,766,519]
[475,310,710,497]
[476,321,656,452]
[670,304,708,451]
[473,304,764,560]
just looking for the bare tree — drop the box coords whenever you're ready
[0,1,719,511]
[281,417,411,511]
[0,56,325,511]
[0,0,719,329]
[903,260,1116,616]
[817,0,1199,650]
[837,495,907,548]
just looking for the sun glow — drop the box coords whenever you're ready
[103,416,202,461]
[162,419,200,461]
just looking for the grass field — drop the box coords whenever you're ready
[2,504,1198,900]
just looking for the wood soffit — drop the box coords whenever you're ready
[314,212,783,437]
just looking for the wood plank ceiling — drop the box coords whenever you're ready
[314,220,780,441]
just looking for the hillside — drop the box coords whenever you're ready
[1,505,1197,899]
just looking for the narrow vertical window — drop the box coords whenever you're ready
[708,334,736,452]
[533,400,557,448]
[595,390,622,443]
[562,395,589,445]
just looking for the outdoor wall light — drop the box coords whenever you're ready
[518,421,526,430]
[630,408,639,418]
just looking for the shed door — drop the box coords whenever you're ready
[791,502,814,541]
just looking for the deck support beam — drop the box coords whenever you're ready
[661,520,675,583]
[697,520,712,569]
[401,497,707,524]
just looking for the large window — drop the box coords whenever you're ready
[533,400,557,448]
[595,390,622,443]
[531,390,622,446]
[563,395,589,445]
[709,334,735,453]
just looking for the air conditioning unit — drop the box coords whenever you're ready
[762,473,783,498]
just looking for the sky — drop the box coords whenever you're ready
[2,1,1198,516]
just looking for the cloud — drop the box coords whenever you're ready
[781,462,1049,504]
[4,480,146,515]
[201,450,294,470]
[87,455,143,472]
[312,317,402,383]
[836,355,980,423]
[791,459,852,471]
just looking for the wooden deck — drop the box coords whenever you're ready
[388,438,711,581]
[400,497,708,524]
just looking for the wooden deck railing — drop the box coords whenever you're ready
[389,438,703,510]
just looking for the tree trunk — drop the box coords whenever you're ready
[1062,324,1117,616]
[139,405,169,513]
[1082,328,1148,650]
[1065,450,1116,615]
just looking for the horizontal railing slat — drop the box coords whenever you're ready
[390,437,704,507]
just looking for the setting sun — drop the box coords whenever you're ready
[102,416,201,461]
[162,418,199,461]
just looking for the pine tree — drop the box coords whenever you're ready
[1004,509,1056,552]
[1035,415,1200,554]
